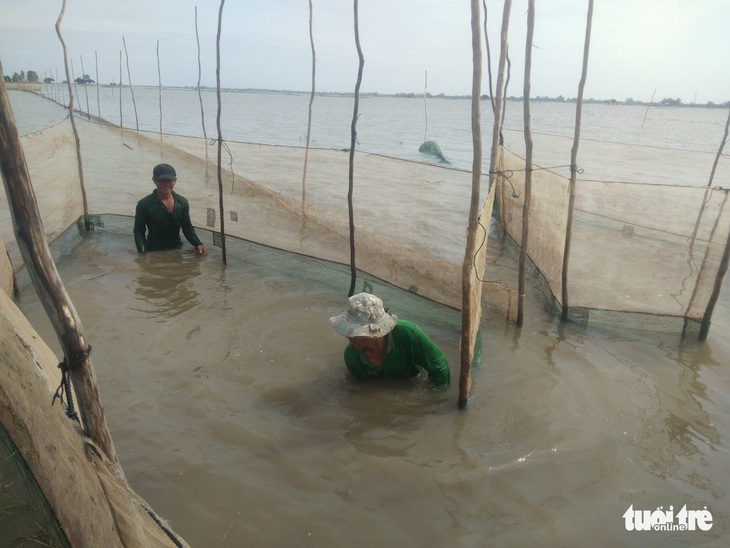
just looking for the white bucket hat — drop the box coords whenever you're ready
[330,293,398,338]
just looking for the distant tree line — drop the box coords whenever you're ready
[4,70,39,83]
[3,70,94,85]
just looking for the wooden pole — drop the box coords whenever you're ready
[423,70,428,142]
[157,39,163,145]
[94,51,100,118]
[700,191,730,340]
[0,64,120,470]
[458,0,496,409]
[301,0,316,218]
[561,0,594,322]
[516,0,535,327]
[216,0,228,264]
[55,0,91,231]
[119,50,123,128]
[708,108,730,187]
[79,55,91,119]
[195,6,210,177]
[122,37,139,132]
[682,110,730,325]
[347,0,365,297]
[482,0,496,116]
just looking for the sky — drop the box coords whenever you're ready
[1,0,728,104]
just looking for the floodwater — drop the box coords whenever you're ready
[7,88,730,546]
[17,220,730,547]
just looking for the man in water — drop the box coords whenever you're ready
[330,292,450,387]
[134,163,207,254]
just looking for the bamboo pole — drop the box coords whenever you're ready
[301,0,316,218]
[347,0,365,298]
[216,0,228,264]
[516,0,535,327]
[195,6,209,177]
[55,0,91,231]
[0,64,120,470]
[560,0,594,322]
[122,36,139,131]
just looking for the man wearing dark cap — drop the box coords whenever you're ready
[133,163,207,254]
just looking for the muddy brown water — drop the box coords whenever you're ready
[15,220,730,547]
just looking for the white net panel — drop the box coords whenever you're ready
[496,141,730,335]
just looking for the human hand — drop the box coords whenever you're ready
[196,244,207,255]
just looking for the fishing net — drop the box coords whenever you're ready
[496,142,730,335]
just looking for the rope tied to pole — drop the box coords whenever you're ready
[52,345,92,422]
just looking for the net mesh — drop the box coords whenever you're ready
[497,146,730,334]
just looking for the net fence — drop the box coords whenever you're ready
[4,92,729,338]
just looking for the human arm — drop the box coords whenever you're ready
[397,320,450,387]
[133,201,148,252]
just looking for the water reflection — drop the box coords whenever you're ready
[132,250,202,318]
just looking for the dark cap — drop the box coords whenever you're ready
[152,163,177,181]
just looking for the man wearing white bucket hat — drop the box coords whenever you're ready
[330,293,450,387]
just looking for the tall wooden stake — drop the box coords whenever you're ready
[301,0,316,218]
[195,6,209,176]
[561,0,594,321]
[216,0,228,264]
[459,0,488,408]
[347,0,365,297]
[516,0,535,327]
[122,36,139,131]
[55,0,90,231]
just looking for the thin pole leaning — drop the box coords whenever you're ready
[561,0,594,322]
[516,0,535,327]
[682,107,730,322]
[458,0,487,409]
[0,68,120,470]
[301,0,316,218]
[486,0,510,196]
[699,191,730,341]
[195,6,209,176]
[347,0,365,298]
[215,0,227,264]
[122,37,139,131]
[708,108,730,188]
[55,0,90,231]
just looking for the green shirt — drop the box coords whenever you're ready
[134,190,203,252]
[343,319,450,387]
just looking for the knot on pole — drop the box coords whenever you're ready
[51,345,92,422]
